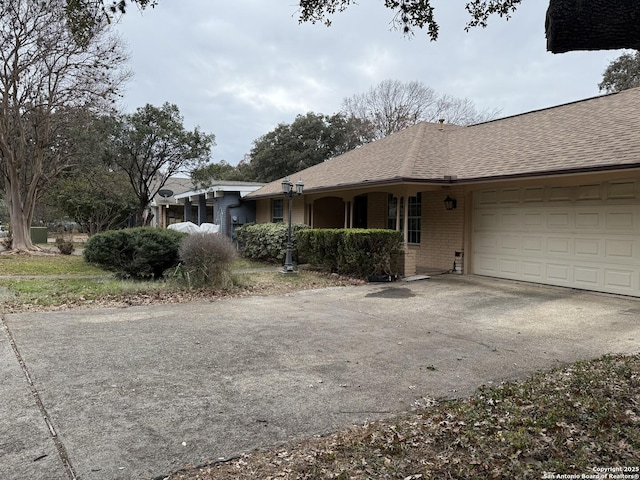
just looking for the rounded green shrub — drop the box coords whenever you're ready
[83,227,187,279]
[55,237,75,255]
[176,233,237,288]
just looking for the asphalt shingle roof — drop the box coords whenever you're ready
[249,87,640,198]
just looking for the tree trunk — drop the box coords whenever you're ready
[5,171,36,251]
[546,0,640,53]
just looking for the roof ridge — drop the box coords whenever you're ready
[470,86,640,128]
[398,122,428,177]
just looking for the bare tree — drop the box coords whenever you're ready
[0,0,129,251]
[341,79,499,139]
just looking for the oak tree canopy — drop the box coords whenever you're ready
[67,1,640,53]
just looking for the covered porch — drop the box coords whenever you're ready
[257,184,467,277]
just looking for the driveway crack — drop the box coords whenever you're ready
[1,314,78,480]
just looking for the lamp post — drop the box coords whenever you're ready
[281,178,304,273]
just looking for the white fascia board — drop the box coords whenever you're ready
[175,185,263,200]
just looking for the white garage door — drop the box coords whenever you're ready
[472,180,640,297]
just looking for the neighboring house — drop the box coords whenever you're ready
[173,181,264,238]
[246,87,640,298]
[148,177,195,228]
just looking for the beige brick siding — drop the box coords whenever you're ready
[291,199,305,224]
[415,187,465,272]
[255,198,307,225]
[255,199,270,223]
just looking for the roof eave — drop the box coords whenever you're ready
[246,163,640,199]
[456,163,640,184]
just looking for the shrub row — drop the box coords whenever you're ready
[234,222,309,263]
[84,227,187,279]
[297,228,403,278]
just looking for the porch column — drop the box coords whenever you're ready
[344,201,349,228]
[160,205,166,228]
[395,196,401,231]
[183,198,193,222]
[349,199,354,228]
[198,195,207,225]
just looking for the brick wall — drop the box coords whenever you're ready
[255,199,270,223]
[291,199,305,224]
[255,198,307,225]
[416,187,465,271]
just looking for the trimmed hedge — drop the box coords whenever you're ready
[234,222,309,263]
[297,228,403,278]
[83,227,187,279]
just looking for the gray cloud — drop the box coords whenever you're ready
[114,1,623,163]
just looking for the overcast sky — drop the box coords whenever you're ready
[113,1,625,165]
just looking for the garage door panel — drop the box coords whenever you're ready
[605,239,635,259]
[547,237,571,255]
[608,180,637,199]
[477,212,499,230]
[500,236,520,253]
[499,258,519,275]
[501,212,520,227]
[550,186,573,201]
[473,183,640,297]
[522,236,544,253]
[475,255,498,273]
[578,184,602,200]
[547,212,571,228]
[575,211,602,229]
[574,266,600,286]
[604,269,635,289]
[606,211,635,229]
[546,263,571,281]
[477,234,499,252]
[575,238,601,257]
[523,187,544,202]
[500,188,520,203]
[522,261,544,279]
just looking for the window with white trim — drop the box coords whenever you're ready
[407,193,421,244]
[387,194,398,230]
[272,199,284,223]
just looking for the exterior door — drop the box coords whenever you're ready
[354,195,368,229]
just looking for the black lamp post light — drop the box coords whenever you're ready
[281,178,304,273]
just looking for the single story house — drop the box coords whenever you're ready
[246,87,640,298]
[172,181,264,238]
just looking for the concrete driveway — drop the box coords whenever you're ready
[1,275,639,480]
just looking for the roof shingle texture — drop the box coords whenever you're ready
[249,88,640,198]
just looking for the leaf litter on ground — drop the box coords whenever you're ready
[164,353,640,480]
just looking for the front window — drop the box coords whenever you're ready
[387,193,421,243]
[387,194,398,230]
[272,199,283,223]
[407,193,421,244]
